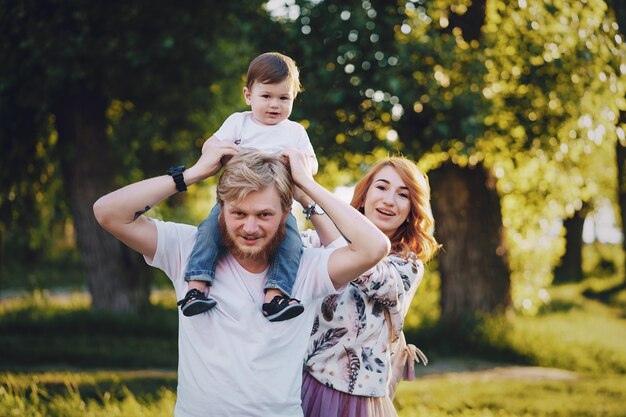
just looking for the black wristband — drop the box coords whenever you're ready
[166,165,187,192]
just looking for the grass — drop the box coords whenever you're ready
[1,370,624,417]
[0,291,178,369]
[395,373,626,417]
[0,249,87,293]
[402,271,626,375]
[1,250,626,416]
[0,371,176,417]
[486,275,626,374]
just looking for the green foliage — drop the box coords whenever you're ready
[482,0,625,313]
[0,0,271,305]
[1,247,85,292]
[481,275,626,374]
[1,369,625,417]
[275,0,626,313]
[404,260,441,330]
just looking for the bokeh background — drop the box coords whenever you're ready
[1,0,626,416]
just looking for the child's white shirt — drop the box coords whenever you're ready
[214,111,315,158]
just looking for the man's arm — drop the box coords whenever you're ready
[93,140,239,259]
[283,149,390,289]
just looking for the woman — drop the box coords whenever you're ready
[298,157,439,417]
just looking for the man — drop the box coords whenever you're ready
[93,141,390,417]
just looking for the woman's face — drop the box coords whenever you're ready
[362,166,411,237]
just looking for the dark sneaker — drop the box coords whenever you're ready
[262,295,304,322]
[177,288,217,317]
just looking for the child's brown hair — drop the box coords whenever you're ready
[246,52,302,96]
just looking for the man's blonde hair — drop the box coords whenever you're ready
[217,150,293,212]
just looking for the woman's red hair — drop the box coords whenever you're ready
[350,157,439,262]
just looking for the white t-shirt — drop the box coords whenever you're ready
[145,219,337,417]
[214,111,315,157]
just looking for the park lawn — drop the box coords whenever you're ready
[395,373,626,417]
[0,370,176,417]
[1,370,625,417]
[491,276,626,374]
[1,274,626,416]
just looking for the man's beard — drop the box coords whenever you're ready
[219,212,286,265]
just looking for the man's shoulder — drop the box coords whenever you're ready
[302,245,334,254]
[152,217,196,231]
[298,246,335,272]
[293,246,337,299]
[152,218,197,241]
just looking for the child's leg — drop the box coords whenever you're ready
[178,205,223,317]
[186,204,223,283]
[262,213,304,322]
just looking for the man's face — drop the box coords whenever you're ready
[219,187,288,267]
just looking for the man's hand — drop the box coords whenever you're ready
[187,137,240,183]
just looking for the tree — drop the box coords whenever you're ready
[0,0,268,311]
[485,0,623,306]
[274,0,623,319]
[276,0,511,323]
[429,163,510,320]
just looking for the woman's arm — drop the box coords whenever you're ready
[293,185,342,247]
[283,149,390,289]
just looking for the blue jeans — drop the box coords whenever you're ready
[184,204,303,297]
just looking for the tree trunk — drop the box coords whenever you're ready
[429,163,511,323]
[553,207,588,284]
[54,92,151,312]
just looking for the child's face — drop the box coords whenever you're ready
[243,80,295,126]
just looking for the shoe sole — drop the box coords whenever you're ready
[266,304,305,322]
[182,299,217,317]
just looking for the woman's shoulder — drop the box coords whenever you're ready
[384,252,424,279]
[387,251,422,268]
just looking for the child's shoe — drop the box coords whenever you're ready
[262,295,304,322]
[177,288,217,317]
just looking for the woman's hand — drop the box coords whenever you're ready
[281,148,314,189]
[292,185,313,207]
